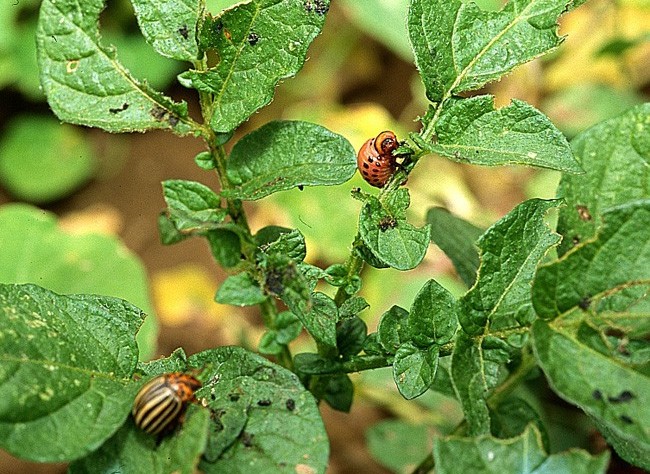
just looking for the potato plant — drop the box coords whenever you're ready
[0,0,648,473]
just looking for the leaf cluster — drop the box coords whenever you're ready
[1,0,647,472]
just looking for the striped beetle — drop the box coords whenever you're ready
[132,372,201,435]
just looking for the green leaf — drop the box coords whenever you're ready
[450,334,489,436]
[377,305,410,355]
[258,311,302,355]
[69,405,210,474]
[254,225,294,246]
[296,292,338,353]
[533,319,649,470]
[490,397,550,452]
[533,200,650,320]
[194,150,217,170]
[261,228,307,263]
[408,0,568,102]
[460,199,561,335]
[366,420,431,473]
[36,0,192,133]
[408,279,458,347]
[0,116,94,203]
[321,373,354,412]
[428,96,580,173]
[336,316,367,357]
[338,295,369,319]
[185,1,328,132]
[426,207,483,287]
[0,204,157,359]
[0,283,143,462]
[162,180,226,232]
[393,343,439,400]
[224,121,356,200]
[188,347,329,473]
[207,228,242,268]
[433,424,609,474]
[451,332,510,436]
[359,195,431,271]
[131,0,201,61]
[158,212,189,245]
[215,272,267,306]
[556,103,650,255]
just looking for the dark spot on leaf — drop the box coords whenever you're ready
[304,0,329,14]
[241,431,254,447]
[257,399,272,407]
[109,103,129,114]
[169,115,179,127]
[576,204,592,221]
[608,390,635,404]
[298,185,304,191]
[214,21,223,33]
[592,390,603,400]
[286,399,295,411]
[604,328,625,338]
[379,217,397,232]
[178,25,189,40]
[240,253,246,260]
[248,32,260,46]
[620,415,633,424]
[265,269,284,295]
[51,35,57,42]
[150,105,167,121]
[210,393,217,401]
[228,393,240,402]
[578,296,591,310]
[572,235,580,246]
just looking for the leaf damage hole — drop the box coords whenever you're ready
[178,25,189,40]
[378,216,397,232]
[109,103,129,114]
[66,60,79,73]
[150,105,180,127]
[248,32,260,46]
[576,204,592,221]
[286,398,295,411]
[241,431,254,447]
[304,0,329,15]
[608,390,635,404]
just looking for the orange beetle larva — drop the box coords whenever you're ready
[357,131,399,188]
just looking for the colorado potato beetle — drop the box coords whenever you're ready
[357,131,399,188]
[132,372,201,435]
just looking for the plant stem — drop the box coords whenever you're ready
[333,246,365,306]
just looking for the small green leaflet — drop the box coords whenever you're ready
[429,96,581,173]
[0,284,143,462]
[185,0,329,132]
[433,424,609,474]
[533,200,650,320]
[556,103,650,256]
[408,0,569,102]
[36,0,191,133]
[533,320,649,470]
[358,194,431,271]
[426,207,483,287]
[131,0,201,61]
[460,199,561,335]
[224,121,356,200]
